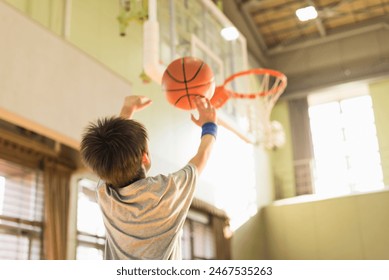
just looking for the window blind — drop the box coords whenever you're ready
[0,159,44,260]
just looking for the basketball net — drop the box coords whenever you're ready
[222,69,287,149]
[251,94,285,149]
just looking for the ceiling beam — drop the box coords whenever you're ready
[269,4,389,52]
[250,0,303,16]
[268,20,389,55]
[251,1,389,27]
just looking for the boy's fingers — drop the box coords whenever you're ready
[195,97,204,108]
[197,96,212,110]
[191,114,199,125]
[205,98,212,110]
[139,96,151,104]
[142,98,152,107]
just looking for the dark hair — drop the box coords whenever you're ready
[80,116,148,187]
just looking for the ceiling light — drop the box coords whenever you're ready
[296,6,318,21]
[221,26,239,41]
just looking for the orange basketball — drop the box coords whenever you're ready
[161,57,215,110]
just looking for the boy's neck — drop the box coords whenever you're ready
[108,170,147,189]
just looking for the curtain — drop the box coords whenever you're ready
[43,158,73,260]
[191,198,231,260]
[212,216,231,260]
[288,97,314,195]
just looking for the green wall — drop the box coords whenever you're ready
[369,78,389,187]
[5,0,148,92]
[69,0,146,91]
[265,190,389,259]
[4,0,64,35]
[232,210,266,259]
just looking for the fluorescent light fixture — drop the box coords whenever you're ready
[221,26,239,41]
[296,6,318,21]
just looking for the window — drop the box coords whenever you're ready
[76,178,105,260]
[181,210,216,260]
[0,159,44,260]
[309,95,384,195]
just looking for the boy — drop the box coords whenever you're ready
[80,95,217,259]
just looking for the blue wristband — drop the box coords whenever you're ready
[201,122,218,139]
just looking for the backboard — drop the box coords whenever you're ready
[142,0,287,146]
[143,0,248,86]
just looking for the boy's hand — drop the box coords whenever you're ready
[191,97,217,127]
[189,97,217,175]
[120,95,152,119]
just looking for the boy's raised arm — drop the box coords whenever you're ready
[189,97,217,176]
[119,95,216,176]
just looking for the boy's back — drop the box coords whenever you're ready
[98,164,196,260]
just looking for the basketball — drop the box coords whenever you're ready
[161,57,215,110]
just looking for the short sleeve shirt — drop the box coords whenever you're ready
[97,163,197,260]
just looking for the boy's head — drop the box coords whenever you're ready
[80,116,150,187]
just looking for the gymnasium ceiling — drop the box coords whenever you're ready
[236,0,389,51]
[223,0,389,95]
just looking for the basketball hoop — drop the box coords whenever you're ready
[224,68,287,99]
[212,68,287,149]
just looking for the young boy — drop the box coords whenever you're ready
[80,95,217,260]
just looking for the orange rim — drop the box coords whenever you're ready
[222,68,287,99]
[210,85,231,109]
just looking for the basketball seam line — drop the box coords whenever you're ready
[182,58,192,108]
[165,80,214,92]
[174,93,204,107]
[165,62,205,83]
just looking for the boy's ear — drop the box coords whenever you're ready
[142,152,151,166]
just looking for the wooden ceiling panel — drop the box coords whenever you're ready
[244,0,389,49]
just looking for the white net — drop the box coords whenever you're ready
[221,69,287,148]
